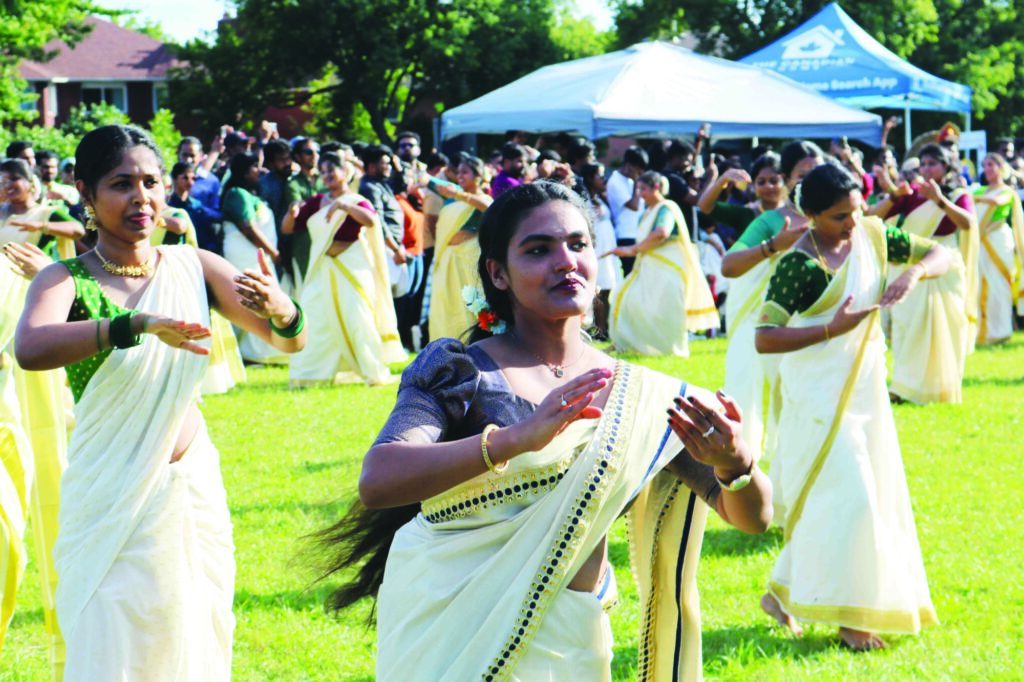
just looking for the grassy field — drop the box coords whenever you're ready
[4,334,1023,680]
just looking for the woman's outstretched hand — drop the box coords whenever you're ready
[3,242,51,280]
[828,295,879,336]
[234,248,296,325]
[668,391,750,472]
[880,265,926,307]
[141,315,212,355]
[502,367,612,456]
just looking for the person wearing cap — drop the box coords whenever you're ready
[59,158,76,186]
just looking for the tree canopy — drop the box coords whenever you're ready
[170,0,610,144]
[0,0,98,124]
[167,0,1024,142]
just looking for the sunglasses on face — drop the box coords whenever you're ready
[299,148,317,156]
[398,142,417,149]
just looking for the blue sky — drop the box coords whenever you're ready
[105,0,615,44]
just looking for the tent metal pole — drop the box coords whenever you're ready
[904,104,911,152]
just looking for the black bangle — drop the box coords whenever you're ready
[109,312,142,350]
[270,299,304,338]
[767,236,777,254]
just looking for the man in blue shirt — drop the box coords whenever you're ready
[169,162,221,253]
[177,137,223,220]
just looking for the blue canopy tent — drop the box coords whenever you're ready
[441,41,882,144]
[739,3,972,149]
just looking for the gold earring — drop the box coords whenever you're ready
[84,205,99,231]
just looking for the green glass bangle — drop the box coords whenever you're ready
[109,311,142,350]
[270,300,304,338]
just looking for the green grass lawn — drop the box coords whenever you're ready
[4,334,1023,680]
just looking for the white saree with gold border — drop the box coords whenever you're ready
[973,186,1022,344]
[377,363,712,681]
[428,201,482,342]
[54,247,235,681]
[1,215,74,677]
[888,197,972,404]
[152,209,247,394]
[767,218,937,634]
[610,201,719,357]
[223,200,290,364]
[289,198,405,386]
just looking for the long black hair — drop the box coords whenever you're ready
[312,182,593,617]
[220,152,260,200]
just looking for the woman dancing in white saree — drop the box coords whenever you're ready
[15,125,306,681]
[755,164,944,650]
[316,182,772,681]
[288,152,405,386]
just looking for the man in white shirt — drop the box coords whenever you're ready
[606,145,648,275]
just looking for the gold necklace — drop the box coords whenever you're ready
[509,330,586,378]
[94,246,154,278]
[808,230,837,277]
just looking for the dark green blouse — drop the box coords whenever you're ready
[758,226,934,327]
[61,258,133,402]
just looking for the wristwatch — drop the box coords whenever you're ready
[715,459,755,492]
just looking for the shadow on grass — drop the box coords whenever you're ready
[962,375,1024,388]
[701,526,782,558]
[232,500,349,521]
[703,623,838,668]
[235,584,339,614]
[612,645,638,678]
[609,539,630,568]
[301,460,345,474]
[9,607,44,627]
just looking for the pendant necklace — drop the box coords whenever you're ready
[94,246,154,278]
[509,330,586,378]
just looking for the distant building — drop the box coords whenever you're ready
[19,16,178,128]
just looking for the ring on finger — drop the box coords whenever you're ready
[702,425,716,439]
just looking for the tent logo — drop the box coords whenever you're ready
[781,26,845,60]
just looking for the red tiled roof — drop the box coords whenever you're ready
[19,16,178,82]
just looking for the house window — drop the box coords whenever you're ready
[82,84,127,113]
[20,84,38,112]
[153,84,169,112]
[45,84,58,117]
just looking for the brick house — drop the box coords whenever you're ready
[19,17,178,128]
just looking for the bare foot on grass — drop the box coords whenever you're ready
[760,593,804,636]
[838,627,887,651]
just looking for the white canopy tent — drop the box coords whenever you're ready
[441,41,882,144]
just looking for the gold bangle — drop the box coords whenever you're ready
[481,424,507,474]
[823,324,831,341]
[918,262,929,278]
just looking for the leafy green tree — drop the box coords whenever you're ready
[0,0,98,124]
[169,0,613,144]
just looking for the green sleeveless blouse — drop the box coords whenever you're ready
[61,258,133,402]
